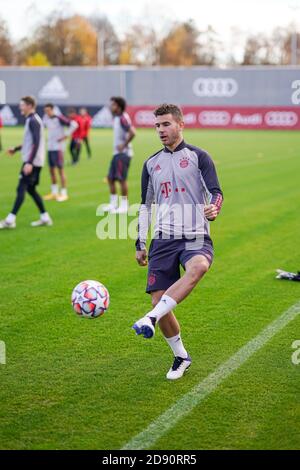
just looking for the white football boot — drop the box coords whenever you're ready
[101,203,118,213]
[111,198,128,214]
[0,219,16,229]
[110,206,128,214]
[166,356,192,380]
[56,194,69,202]
[133,316,156,339]
[31,215,53,227]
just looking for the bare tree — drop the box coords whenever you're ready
[119,24,159,65]
[198,25,220,66]
[272,25,300,65]
[89,14,120,65]
[0,17,14,65]
[241,24,300,66]
[242,33,274,65]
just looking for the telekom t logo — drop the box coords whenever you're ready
[161,181,172,198]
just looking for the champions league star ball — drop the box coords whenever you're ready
[71,280,109,318]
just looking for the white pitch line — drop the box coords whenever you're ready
[122,300,300,450]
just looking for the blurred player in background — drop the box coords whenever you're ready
[43,104,78,202]
[79,107,92,159]
[0,96,52,229]
[67,108,84,165]
[102,96,136,214]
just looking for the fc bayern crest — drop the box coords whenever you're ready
[180,157,189,168]
[148,273,157,286]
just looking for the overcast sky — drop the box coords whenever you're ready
[0,0,299,60]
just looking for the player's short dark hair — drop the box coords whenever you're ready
[21,96,36,108]
[67,107,77,115]
[153,104,183,122]
[111,96,126,112]
[44,103,54,109]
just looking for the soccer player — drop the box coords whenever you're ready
[43,104,78,202]
[68,108,84,165]
[102,97,136,214]
[79,107,92,158]
[133,104,223,380]
[0,96,52,229]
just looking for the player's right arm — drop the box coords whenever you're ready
[136,161,154,266]
[7,145,21,155]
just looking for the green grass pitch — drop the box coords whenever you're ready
[0,127,299,450]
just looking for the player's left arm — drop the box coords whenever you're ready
[7,145,22,155]
[58,119,79,142]
[118,127,136,152]
[125,125,136,145]
[24,116,41,174]
[57,114,71,126]
[198,151,223,221]
[118,115,136,152]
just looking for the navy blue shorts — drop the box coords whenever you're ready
[108,153,131,182]
[146,235,214,293]
[48,150,64,169]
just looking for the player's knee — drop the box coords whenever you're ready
[188,262,208,283]
[151,295,162,308]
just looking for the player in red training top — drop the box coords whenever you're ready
[79,107,92,159]
[67,108,85,165]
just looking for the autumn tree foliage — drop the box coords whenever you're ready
[17,12,98,66]
[0,9,299,67]
[159,21,201,66]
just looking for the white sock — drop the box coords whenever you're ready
[110,194,118,207]
[61,188,68,196]
[146,294,177,322]
[120,196,128,209]
[51,184,59,195]
[6,213,16,224]
[165,334,188,359]
[41,212,50,222]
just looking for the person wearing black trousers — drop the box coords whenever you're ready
[0,96,52,229]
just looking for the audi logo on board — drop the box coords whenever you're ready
[193,78,238,97]
[199,111,231,126]
[135,110,155,126]
[264,111,298,127]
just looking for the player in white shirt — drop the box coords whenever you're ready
[43,104,78,202]
[102,97,136,214]
[0,96,52,229]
